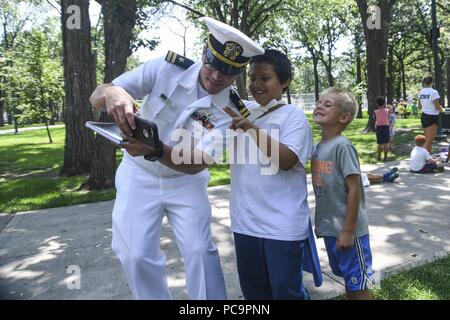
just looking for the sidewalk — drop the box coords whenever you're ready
[0,160,449,300]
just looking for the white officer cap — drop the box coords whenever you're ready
[200,17,264,75]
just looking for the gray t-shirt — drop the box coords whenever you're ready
[311,135,369,238]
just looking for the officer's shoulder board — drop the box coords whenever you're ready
[165,51,250,119]
[165,51,195,69]
[229,89,250,119]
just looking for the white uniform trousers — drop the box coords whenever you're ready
[111,158,227,299]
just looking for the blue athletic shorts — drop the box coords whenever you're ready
[323,234,375,292]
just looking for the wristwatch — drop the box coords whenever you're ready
[144,141,164,162]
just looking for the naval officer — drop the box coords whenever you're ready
[90,17,264,300]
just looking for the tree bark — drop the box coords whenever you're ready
[86,0,137,190]
[60,0,96,176]
[447,55,450,109]
[386,44,394,104]
[312,52,320,102]
[356,0,396,132]
[0,91,4,126]
[355,31,363,118]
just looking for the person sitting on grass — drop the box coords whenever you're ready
[409,135,444,173]
[361,167,399,187]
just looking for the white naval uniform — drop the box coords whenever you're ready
[111,56,232,300]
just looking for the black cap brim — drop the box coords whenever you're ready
[204,49,245,76]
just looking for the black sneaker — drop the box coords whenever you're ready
[388,172,399,182]
[388,167,398,174]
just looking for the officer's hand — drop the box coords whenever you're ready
[120,135,155,157]
[223,106,255,132]
[104,86,139,136]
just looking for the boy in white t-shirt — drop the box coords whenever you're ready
[410,135,444,173]
[223,49,315,300]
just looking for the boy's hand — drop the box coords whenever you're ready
[223,106,256,132]
[337,231,355,251]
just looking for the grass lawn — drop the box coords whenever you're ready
[0,116,422,213]
[371,255,450,300]
[0,122,64,131]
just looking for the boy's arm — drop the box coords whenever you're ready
[337,174,361,251]
[223,106,299,170]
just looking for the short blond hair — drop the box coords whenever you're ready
[321,87,358,122]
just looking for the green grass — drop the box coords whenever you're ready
[0,116,423,213]
[373,255,450,300]
[0,127,121,213]
[332,255,450,300]
[0,122,64,131]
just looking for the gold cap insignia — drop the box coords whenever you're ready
[223,42,243,61]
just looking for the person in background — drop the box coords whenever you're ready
[409,135,444,173]
[418,75,444,153]
[374,96,390,162]
[361,167,399,187]
[387,104,396,151]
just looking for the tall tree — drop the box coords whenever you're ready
[0,0,38,128]
[159,0,287,98]
[356,0,396,131]
[86,0,138,190]
[60,0,96,176]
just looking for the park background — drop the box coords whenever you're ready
[0,0,449,300]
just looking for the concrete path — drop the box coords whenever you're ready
[0,160,449,300]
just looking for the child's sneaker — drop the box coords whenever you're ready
[388,172,399,182]
[388,167,398,174]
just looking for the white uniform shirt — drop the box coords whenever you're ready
[112,56,234,177]
[410,146,432,171]
[229,103,313,241]
[419,87,440,115]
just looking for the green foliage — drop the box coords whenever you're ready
[6,26,63,125]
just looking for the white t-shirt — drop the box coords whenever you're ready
[410,146,432,171]
[229,104,313,241]
[419,87,440,115]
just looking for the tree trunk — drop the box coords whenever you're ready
[0,93,4,127]
[86,0,137,190]
[400,60,406,99]
[395,70,401,100]
[236,73,248,99]
[447,55,450,109]
[386,44,394,104]
[45,120,53,144]
[312,53,320,102]
[6,106,12,125]
[60,0,96,176]
[356,0,395,132]
[355,32,363,119]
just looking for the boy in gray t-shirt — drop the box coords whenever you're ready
[311,87,374,300]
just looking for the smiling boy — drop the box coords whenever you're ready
[311,87,374,300]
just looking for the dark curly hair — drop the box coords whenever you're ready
[250,49,293,93]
